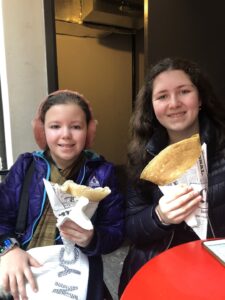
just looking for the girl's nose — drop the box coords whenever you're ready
[169,94,181,108]
[62,127,71,138]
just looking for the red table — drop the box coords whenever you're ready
[121,240,225,300]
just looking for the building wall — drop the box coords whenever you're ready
[147,0,225,103]
[0,0,48,167]
[56,32,137,165]
[0,1,144,167]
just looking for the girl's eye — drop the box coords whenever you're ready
[50,124,60,129]
[180,89,190,94]
[157,94,167,100]
[72,125,81,129]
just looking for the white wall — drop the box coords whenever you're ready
[0,0,48,167]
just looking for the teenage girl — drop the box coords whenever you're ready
[0,90,124,300]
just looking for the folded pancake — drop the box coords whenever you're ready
[140,134,201,185]
[60,180,111,202]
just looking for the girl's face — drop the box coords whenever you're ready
[44,103,88,169]
[152,70,201,143]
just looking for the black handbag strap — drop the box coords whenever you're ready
[15,159,35,237]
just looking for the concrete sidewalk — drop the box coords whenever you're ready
[103,243,129,300]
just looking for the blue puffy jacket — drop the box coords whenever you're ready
[0,150,125,300]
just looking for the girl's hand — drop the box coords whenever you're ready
[156,185,202,225]
[59,220,94,248]
[0,246,42,300]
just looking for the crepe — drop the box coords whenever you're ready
[140,134,201,185]
[60,180,111,202]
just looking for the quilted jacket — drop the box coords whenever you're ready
[119,113,225,296]
[0,150,125,300]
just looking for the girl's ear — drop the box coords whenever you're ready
[32,118,47,150]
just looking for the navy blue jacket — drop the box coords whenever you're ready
[119,114,225,296]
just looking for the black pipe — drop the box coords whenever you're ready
[43,0,59,93]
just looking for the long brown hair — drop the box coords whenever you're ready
[128,57,225,182]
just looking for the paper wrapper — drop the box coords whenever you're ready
[159,143,208,239]
[0,180,101,299]
[43,179,100,252]
[26,245,89,300]
[0,245,89,300]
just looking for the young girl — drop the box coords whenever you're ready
[0,90,124,300]
[119,57,225,296]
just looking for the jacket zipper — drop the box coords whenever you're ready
[208,216,216,238]
[165,230,175,251]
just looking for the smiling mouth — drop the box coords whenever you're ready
[59,144,74,148]
[168,112,186,118]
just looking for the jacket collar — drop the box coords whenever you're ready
[34,149,103,163]
[199,112,216,145]
[199,112,218,159]
[145,112,216,157]
[145,126,169,157]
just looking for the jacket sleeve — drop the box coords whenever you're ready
[81,163,125,256]
[125,182,175,247]
[0,154,32,236]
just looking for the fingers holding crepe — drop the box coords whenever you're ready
[60,220,94,248]
[60,180,111,202]
[140,134,201,185]
[157,185,202,224]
